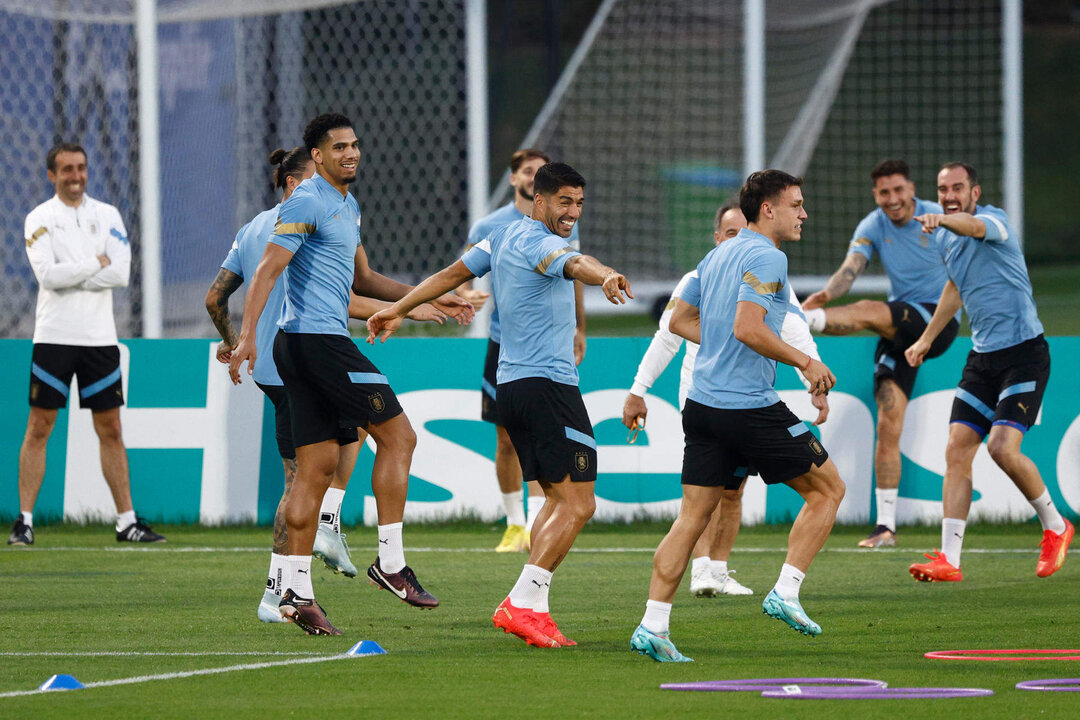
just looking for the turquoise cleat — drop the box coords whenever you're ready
[762,589,821,636]
[630,624,693,662]
[313,525,358,577]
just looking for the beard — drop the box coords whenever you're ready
[517,185,533,202]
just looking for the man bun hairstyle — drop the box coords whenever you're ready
[270,146,310,191]
[532,162,586,198]
[303,113,353,152]
[46,142,87,172]
[870,158,911,183]
[510,148,551,173]
[739,169,802,223]
[940,161,978,186]
[714,196,742,233]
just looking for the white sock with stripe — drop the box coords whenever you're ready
[377,522,406,573]
[319,488,345,533]
[1030,490,1066,535]
[285,555,314,598]
[508,564,551,610]
[942,518,966,568]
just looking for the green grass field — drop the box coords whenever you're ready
[3,522,1077,718]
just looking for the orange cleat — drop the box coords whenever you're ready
[1036,519,1074,578]
[492,598,560,648]
[533,611,576,646]
[909,549,963,582]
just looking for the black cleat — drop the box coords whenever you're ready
[279,588,342,635]
[8,518,34,546]
[367,558,439,608]
[116,518,166,543]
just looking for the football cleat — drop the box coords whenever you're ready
[533,611,576,646]
[258,590,288,623]
[1036,519,1074,578]
[630,624,693,662]
[495,524,529,553]
[716,569,754,596]
[492,598,560,648]
[858,524,898,548]
[313,524,358,577]
[367,559,439,608]
[690,564,723,597]
[909,549,962,582]
[7,518,34,546]
[762,589,822,636]
[279,588,341,635]
[116,518,166,543]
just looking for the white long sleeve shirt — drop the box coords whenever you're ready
[25,194,130,346]
[630,269,820,408]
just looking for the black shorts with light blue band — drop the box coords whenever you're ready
[480,338,501,424]
[497,377,597,484]
[950,334,1050,438]
[256,382,359,460]
[873,301,959,398]
[681,400,829,489]
[28,343,124,411]
[272,330,402,450]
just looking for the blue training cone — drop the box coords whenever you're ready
[345,640,387,657]
[39,674,84,691]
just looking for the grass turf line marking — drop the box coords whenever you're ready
[20,546,1037,554]
[0,651,330,657]
[0,652,379,700]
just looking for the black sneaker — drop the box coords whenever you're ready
[367,558,439,608]
[116,518,166,543]
[279,588,342,636]
[8,518,34,546]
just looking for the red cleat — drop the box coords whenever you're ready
[1036,519,1074,578]
[909,549,963,582]
[533,611,576,647]
[492,598,560,648]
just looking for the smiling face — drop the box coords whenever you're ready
[713,208,747,246]
[535,185,584,238]
[511,156,547,203]
[873,173,916,224]
[48,150,88,207]
[937,166,980,215]
[313,126,361,188]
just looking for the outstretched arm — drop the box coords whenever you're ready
[563,254,633,304]
[367,260,476,343]
[905,279,962,368]
[348,294,448,324]
[914,212,986,239]
[802,253,868,310]
[205,267,244,363]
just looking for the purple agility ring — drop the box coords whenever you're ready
[1016,679,1080,692]
[762,686,993,700]
[661,678,887,692]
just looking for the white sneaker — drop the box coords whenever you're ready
[258,589,288,623]
[715,569,753,595]
[313,524,358,577]
[690,565,724,597]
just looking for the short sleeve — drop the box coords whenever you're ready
[846,214,876,261]
[270,191,318,253]
[680,273,701,307]
[221,234,243,277]
[530,236,580,278]
[975,209,1010,244]
[737,250,787,309]
[461,238,491,278]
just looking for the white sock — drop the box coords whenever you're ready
[507,564,552,610]
[804,307,826,333]
[502,490,526,527]
[319,488,346,533]
[1030,490,1067,535]
[266,552,286,597]
[773,563,805,600]
[942,518,966,568]
[525,495,545,533]
[116,509,136,532]
[691,556,711,573]
[641,599,672,635]
[533,572,553,614]
[21,511,33,527]
[710,559,729,576]
[377,522,406,573]
[876,488,899,532]
[285,555,314,598]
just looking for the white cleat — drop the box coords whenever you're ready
[258,590,289,623]
[690,565,724,597]
[313,524,358,577]
[715,569,754,595]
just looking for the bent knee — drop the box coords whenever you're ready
[986,436,1021,468]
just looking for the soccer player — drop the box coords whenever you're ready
[228,113,473,635]
[621,198,828,598]
[905,162,1072,581]
[366,162,632,648]
[465,149,586,553]
[631,170,845,662]
[205,147,447,622]
[9,142,164,547]
[801,159,958,548]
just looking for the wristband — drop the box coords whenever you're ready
[801,355,812,372]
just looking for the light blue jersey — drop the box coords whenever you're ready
[683,228,790,409]
[221,205,285,386]
[847,198,947,304]
[935,204,1043,353]
[461,217,581,385]
[269,174,362,336]
[467,202,580,344]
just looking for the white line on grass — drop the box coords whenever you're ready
[0,651,329,657]
[0,652,379,700]
[20,546,1035,554]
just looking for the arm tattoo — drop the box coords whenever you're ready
[823,254,867,300]
[206,268,243,345]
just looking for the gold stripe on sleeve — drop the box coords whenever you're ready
[664,298,678,311]
[25,226,48,248]
[273,222,316,235]
[851,237,872,247]
[742,270,783,295]
[534,246,573,275]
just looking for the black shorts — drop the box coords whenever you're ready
[256,382,359,460]
[272,331,402,449]
[28,344,124,411]
[681,399,829,488]
[497,377,597,484]
[951,334,1050,438]
[873,301,959,397]
[480,339,500,424]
